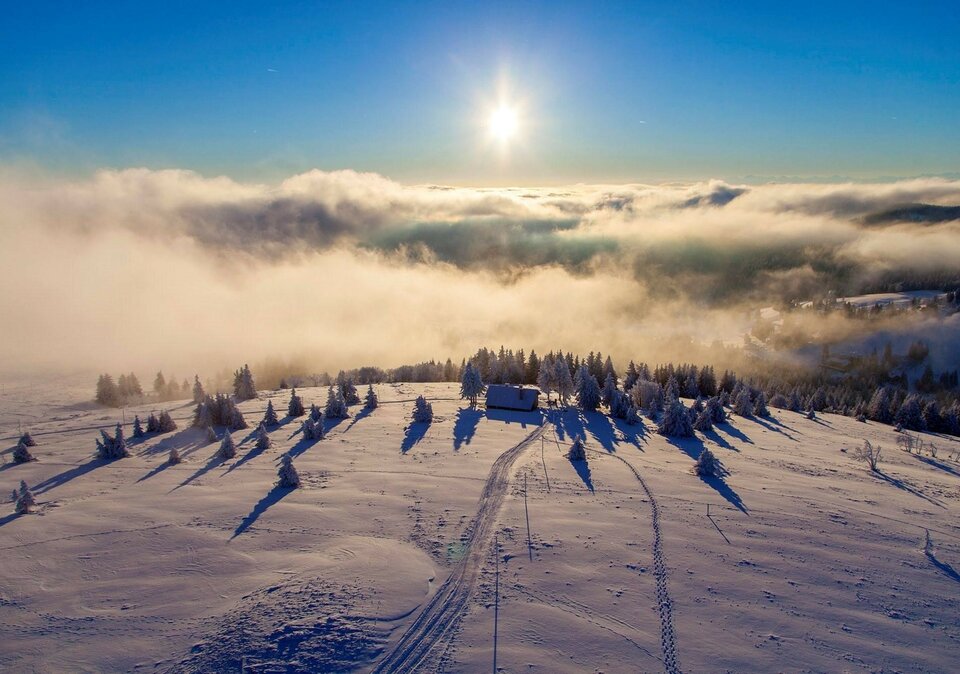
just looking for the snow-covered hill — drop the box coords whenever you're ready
[1,382,959,672]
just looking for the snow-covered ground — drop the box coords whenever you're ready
[2,380,959,673]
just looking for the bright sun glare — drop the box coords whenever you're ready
[488,105,519,142]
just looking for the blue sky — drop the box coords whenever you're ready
[1,1,958,184]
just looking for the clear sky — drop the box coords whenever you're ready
[1,0,958,184]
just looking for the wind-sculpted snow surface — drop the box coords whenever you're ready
[371,424,546,673]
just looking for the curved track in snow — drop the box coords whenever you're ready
[370,423,546,674]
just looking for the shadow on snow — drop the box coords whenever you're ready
[232,485,295,539]
[665,434,748,513]
[453,407,482,450]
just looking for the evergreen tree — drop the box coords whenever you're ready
[168,447,182,465]
[217,432,237,460]
[96,374,121,406]
[567,434,587,461]
[601,372,618,409]
[895,395,926,431]
[460,362,486,406]
[287,389,306,418]
[706,396,727,424]
[193,401,213,428]
[624,361,640,392]
[788,388,803,413]
[234,364,257,400]
[153,371,167,397]
[693,408,714,433]
[263,399,280,426]
[624,404,642,426]
[19,431,36,447]
[15,480,36,514]
[192,375,205,403]
[754,391,770,418]
[256,423,272,450]
[536,357,557,403]
[412,396,434,423]
[309,403,322,422]
[659,395,695,437]
[365,384,379,409]
[13,440,35,463]
[229,405,249,431]
[96,423,130,460]
[922,400,943,433]
[205,425,218,443]
[575,365,602,412]
[694,448,720,477]
[132,415,145,438]
[146,412,160,433]
[665,375,680,401]
[325,386,349,419]
[554,358,574,406]
[277,454,301,488]
[158,410,177,433]
[609,390,631,419]
[733,389,754,417]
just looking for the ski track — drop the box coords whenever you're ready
[606,449,682,674]
[369,423,546,674]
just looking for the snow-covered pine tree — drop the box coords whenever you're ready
[13,440,36,463]
[412,395,434,423]
[459,362,485,406]
[637,380,664,415]
[693,408,714,432]
[325,386,349,419]
[192,375,205,403]
[205,425,218,443]
[922,400,943,433]
[659,395,695,437]
[624,404,642,426]
[754,391,770,417]
[788,388,803,413]
[554,358,574,406]
[733,389,754,417]
[168,447,182,465]
[287,388,305,418]
[234,364,257,401]
[895,394,925,431]
[768,392,789,409]
[624,361,640,392]
[610,390,631,420]
[146,412,160,433]
[867,387,894,424]
[133,415,145,438]
[19,431,36,447]
[601,372,618,409]
[567,434,587,461]
[302,417,316,440]
[277,453,301,488]
[706,396,726,424]
[314,413,326,440]
[664,376,680,401]
[365,384,379,409]
[229,405,248,431]
[15,480,36,514]
[309,403,322,422]
[341,379,361,406]
[263,399,280,426]
[96,424,130,460]
[256,423,272,450]
[536,356,557,403]
[694,448,720,477]
[575,365,602,412]
[158,410,177,433]
[217,432,236,460]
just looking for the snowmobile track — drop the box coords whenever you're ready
[370,423,546,674]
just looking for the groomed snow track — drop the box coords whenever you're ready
[370,423,546,674]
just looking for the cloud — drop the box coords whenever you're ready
[1,167,958,374]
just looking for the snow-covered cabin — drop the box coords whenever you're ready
[485,384,540,411]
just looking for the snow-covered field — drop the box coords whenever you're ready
[2,379,959,673]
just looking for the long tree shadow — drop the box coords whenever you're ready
[0,513,21,528]
[551,408,585,444]
[287,435,317,459]
[32,458,104,495]
[223,441,270,474]
[749,416,799,442]
[174,453,227,490]
[666,435,749,513]
[453,407,482,450]
[569,458,594,492]
[702,428,736,451]
[716,422,754,445]
[343,406,373,433]
[0,461,26,473]
[583,412,618,452]
[611,417,646,449]
[872,469,945,508]
[138,427,208,460]
[137,461,172,482]
[915,455,960,478]
[231,486,294,539]
[925,539,960,583]
[401,422,429,453]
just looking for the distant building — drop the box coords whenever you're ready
[485,384,540,411]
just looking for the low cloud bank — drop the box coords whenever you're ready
[1,167,958,374]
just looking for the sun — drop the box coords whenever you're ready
[488,105,519,142]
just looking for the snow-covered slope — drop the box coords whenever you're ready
[1,382,959,673]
